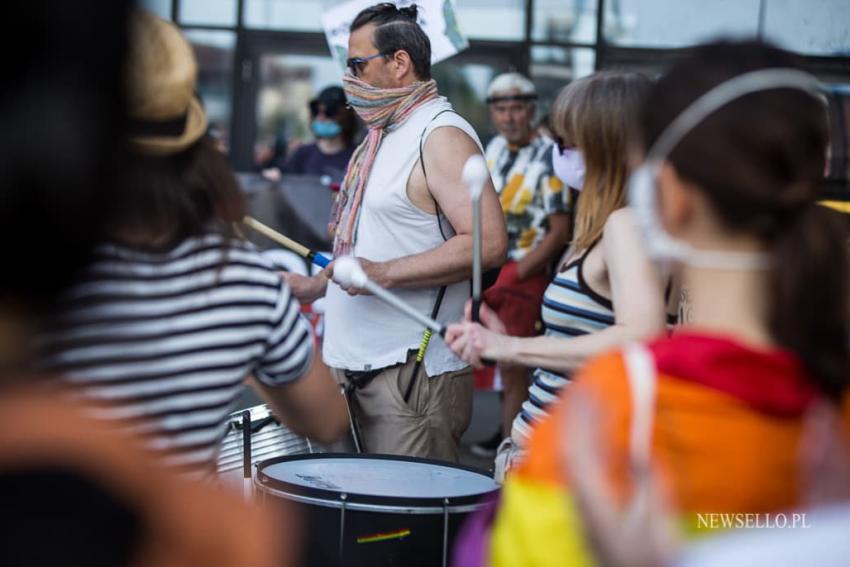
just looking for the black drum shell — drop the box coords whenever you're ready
[255,453,498,567]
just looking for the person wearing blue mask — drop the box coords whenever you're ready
[281,85,359,182]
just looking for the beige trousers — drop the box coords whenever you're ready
[332,351,473,462]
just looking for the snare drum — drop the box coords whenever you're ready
[255,453,499,567]
[216,404,321,489]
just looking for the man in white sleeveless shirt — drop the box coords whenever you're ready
[285,3,506,461]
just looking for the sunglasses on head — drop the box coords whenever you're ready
[345,52,386,77]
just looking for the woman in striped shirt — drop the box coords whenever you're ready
[446,71,677,478]
[36,12,347,474]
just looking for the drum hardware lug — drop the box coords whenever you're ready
[442,498,450,567]
[339,493,348,561]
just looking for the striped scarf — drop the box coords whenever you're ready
[330,74,439,256]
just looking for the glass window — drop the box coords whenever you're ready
[604,0,760,48]
[254,54,342,169]
[825,85,850,191]
[244,0,324,31]
[432,59,517,146]
[179,0,237,27]
[763,0,850,56]
[455,0,525,41]
[533,0,597,44]
[140,0,171,20]
[184,30,236,152]
[530,46,595,117]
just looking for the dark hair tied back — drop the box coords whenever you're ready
[640,40,849,400]
[397,5,418,20]
[351,3,431,80]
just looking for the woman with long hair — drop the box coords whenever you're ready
[446,70,675,477]
[36,12,347,474]
[476,40,850,567]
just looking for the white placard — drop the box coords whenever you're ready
[322,0,469,75]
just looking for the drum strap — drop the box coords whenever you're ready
[397,111,458,404]
[341,381,366,453]
[622,342,658,530]
[335,112,455,400]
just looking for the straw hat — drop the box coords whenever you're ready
[127,11,207,155]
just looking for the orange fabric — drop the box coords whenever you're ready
[517,352,631,488]
[499,174,525,213]
[516,350,807,516]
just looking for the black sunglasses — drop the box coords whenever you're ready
[345,52,386,77]
[309,101,340,118]
[554,136,575,154]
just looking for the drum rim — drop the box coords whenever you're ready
[255,453,499,509]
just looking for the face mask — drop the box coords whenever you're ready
[312,119,342,139]
[628,163,770,270]
[551,143,585,191]
[627,68,822,270]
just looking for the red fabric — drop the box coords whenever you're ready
[649,332,818,417]
[300,304,322,347]
[475,261,549,390]
[483,261,549,337]
[474,366,496,390]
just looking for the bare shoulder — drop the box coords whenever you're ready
[424,124,480,158]
[602,207,638,240]
[600,207,645,263]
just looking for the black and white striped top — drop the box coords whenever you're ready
[36,234,314,472]
[511,242,615,446]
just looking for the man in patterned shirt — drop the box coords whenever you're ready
[473,72,572,456]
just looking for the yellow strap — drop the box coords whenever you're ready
[819,200,850,214]
[416,329,433,363]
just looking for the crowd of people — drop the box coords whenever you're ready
[5,1,850,566]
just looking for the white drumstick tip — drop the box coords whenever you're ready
[462,155,488,201]
[332,256,368,289]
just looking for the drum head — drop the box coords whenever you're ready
[256,453,498,509]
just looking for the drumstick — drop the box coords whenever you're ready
[462,155,488,323]
[462,155,497,367]
[243,216,331,268]
[332,256,446,336]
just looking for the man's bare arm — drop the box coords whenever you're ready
[363,126,507,289]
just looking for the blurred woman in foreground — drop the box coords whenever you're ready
[456,39,850,567]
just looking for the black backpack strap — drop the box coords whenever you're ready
[418,107,502,294]
[419,108,458,242]
[414,107,459,330]
[419,108,458,189]
[401,109,459,401]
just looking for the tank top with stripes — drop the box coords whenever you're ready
[511,242,615,445]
